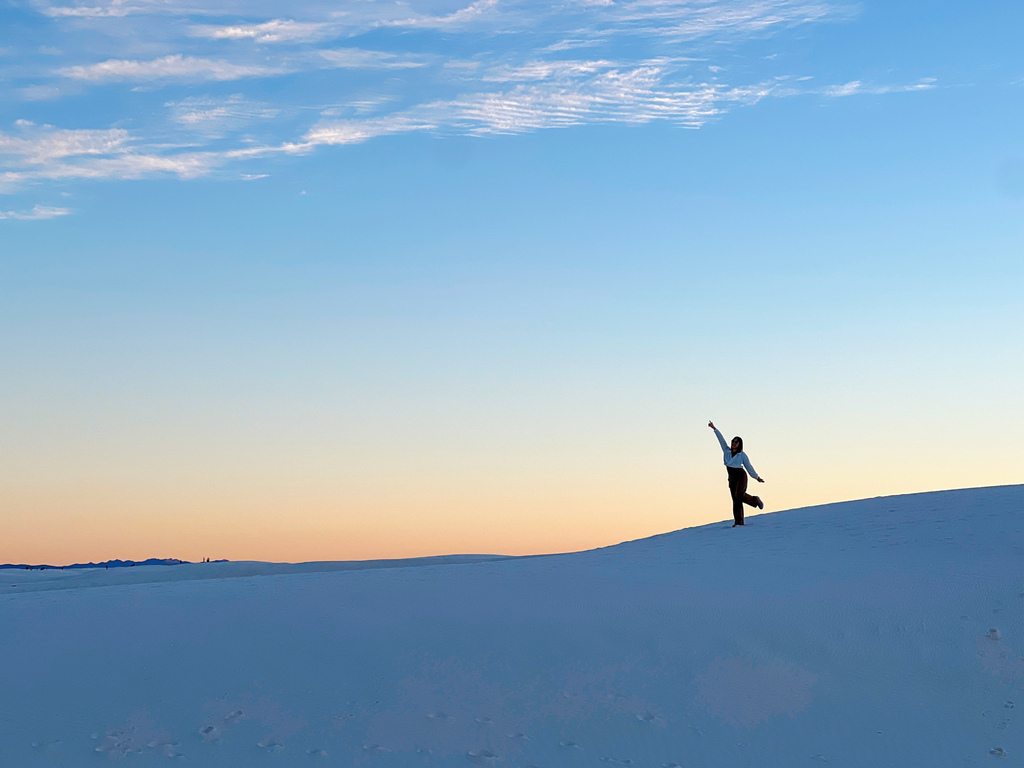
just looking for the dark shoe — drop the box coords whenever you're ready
[754,497,764,510]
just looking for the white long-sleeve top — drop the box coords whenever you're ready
[714,428,760,480]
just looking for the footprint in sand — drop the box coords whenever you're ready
[989,747,1008,758]
[95,728,142,757]
[475,716,493,725]
[427,711,454,721]
[559,740,582,749]
[362,743,391,752]
[987,629,1002,641]
[635,712,661,723]
[466,749,498,764]
[257,737,284,753]
[600,757,632,765]
[1005,701,1015,709]
[662,763,683,767]
[31,740,61,749]
[199,725,220,743]
[306,748,329,757]
[507,732,531,741]
[223,709,244,725]
[147,740,182,758]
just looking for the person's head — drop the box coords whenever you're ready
[730,436,743,456]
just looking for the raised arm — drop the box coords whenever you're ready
[709,421,729,453]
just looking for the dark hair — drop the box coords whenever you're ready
[731,436,743,456]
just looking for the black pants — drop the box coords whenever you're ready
[727,466,758,525]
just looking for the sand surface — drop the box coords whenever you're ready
[2,486,1021,766]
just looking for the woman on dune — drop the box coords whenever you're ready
[708,421,765,527]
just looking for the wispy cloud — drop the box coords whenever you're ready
[823,78,937,97]
[384,0,500,29]
[585,0,848,41]
[20,85,66,101]
[0,122,223,191]
[0,204,72,219]
[1,151,223,190]
[38,0,180,18]
[544,39,606,52]
[58,54,279,82]
[298,65,775,146]
[482,60,617,83]
[318,48,426,70]
[301,115,437,147]
[190,19,335,44]
[0,122,133,163]
[166,94,280,135]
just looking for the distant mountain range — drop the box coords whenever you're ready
[0,558,227,570]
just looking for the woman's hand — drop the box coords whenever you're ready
[756,477,765,483]
[708,420,716,430]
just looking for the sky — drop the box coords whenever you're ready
[1,0,1022,565]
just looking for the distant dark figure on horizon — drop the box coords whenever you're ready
[708,421,765,527]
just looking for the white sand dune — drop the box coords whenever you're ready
[0,554,511,596]
[2,486,1021,766]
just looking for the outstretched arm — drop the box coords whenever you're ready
[709,421,729,453]
[741,455,765,483]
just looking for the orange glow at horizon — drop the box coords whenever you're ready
[4,449,1020,565]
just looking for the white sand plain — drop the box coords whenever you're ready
[1,486,1021,766]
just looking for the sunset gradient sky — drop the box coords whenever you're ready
[2,0,1022,564]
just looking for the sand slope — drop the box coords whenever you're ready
[2,486,1021,767]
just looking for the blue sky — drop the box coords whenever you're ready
[1,0,1023,562]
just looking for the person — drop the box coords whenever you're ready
[708,421,765,527]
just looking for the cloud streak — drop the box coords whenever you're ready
[383,0,501,29]
[0,122,223,192]
[823,78,937,97]
[166,94,280,135]
[39,0,185,18]
[58,55,279,82]
[297,65,775,148]
[189,19,336,44]
[0,204,72,219]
